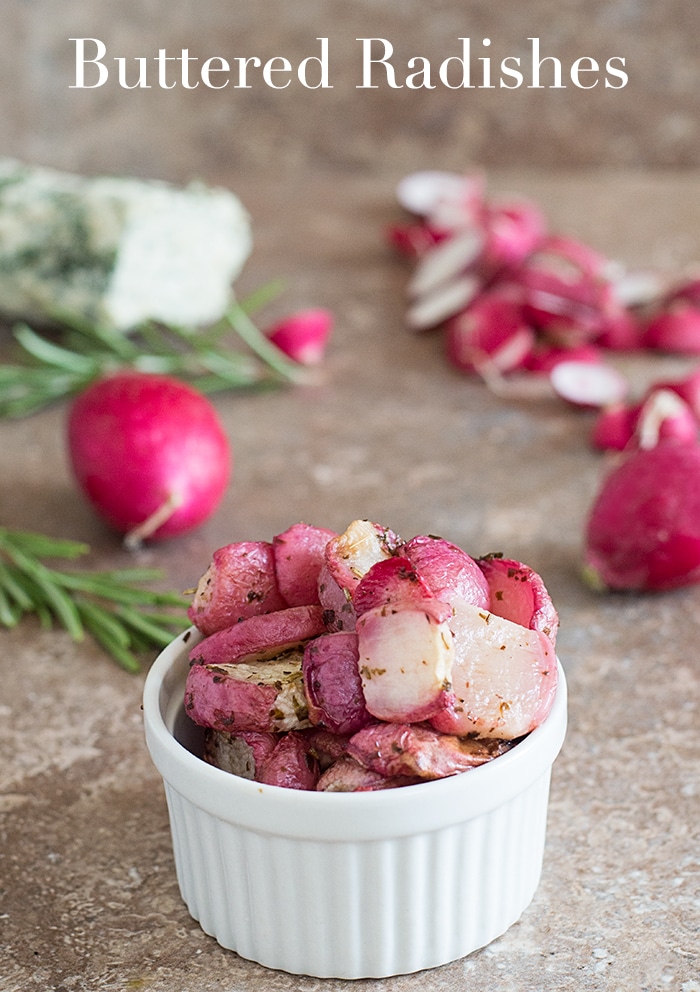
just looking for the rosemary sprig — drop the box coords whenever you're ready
[0,528,190,672]
[0,285,306,419]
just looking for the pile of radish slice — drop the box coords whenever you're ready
[390,170,700,435]
[184,519,559,791]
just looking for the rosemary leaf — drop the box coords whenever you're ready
[0,560,35,611]
[0,282,304,419]
[114,603,188,647]
[0,527,90,559]
[0,528,188,670]
[0,584,21,627]
[77,601,141,674]
[13,323,98,374]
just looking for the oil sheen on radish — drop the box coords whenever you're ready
[67,370,231,545]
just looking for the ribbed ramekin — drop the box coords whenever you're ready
[143,628,567,979]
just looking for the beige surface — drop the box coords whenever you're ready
[2,171,700,991]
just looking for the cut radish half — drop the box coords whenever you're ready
[550,360,629,409]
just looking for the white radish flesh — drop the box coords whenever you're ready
[550,359,629,409]
[430,603,558,739]
[407,228,484,299]
[356,607,454,723]
[396,170,474,217]
[203,728,278,780]
[406,274,481,331]
[324,519,401,598]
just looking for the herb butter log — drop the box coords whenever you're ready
[0,159,251,330]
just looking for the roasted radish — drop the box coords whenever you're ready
[188,604,326,666]
[185,650,311,733]
[187,541,287,635]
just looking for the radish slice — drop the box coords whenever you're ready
[430,603,558,739]
[257,732,320,790]
[386,221,445,258]
[476,556,559,646]
[550,359,629,409]
[272,522,338,607]
[595,307,644,351]
[317,756,420,792]
[187,540,287,635]
[610,268,667,309]
[401,534,490,610]
[644,302,700,354]
[356,607,455,723]
[408,228,484,298]
[483,198,547,270]
[347,723,511,781]
[266,308,333,366]
[445,291,535,376]
[352,556,450,620]
[648,365,700,419]
[184,651,311,733]
[203,728,278,780]
[396,170,474,216]
[525,342,603,374]
[189,604,326,666]
[406,274,480,331]
[302,631,371,735]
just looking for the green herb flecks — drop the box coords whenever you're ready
[0,528,190,672]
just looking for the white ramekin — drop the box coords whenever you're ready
[143,628,567,979]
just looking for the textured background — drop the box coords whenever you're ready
[3,0,700,183]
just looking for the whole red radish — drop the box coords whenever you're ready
[584,402,700,591]
[67,371,231,546]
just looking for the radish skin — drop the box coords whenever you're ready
[266,309,333,366]
[187,541,286,635]
[584,437,700,591]
[257,732,320,790]
[401,535,490,610]
[302,631,372,735]
[476,556,559,646]
[347,723,511,780]
[189,604,326,666]
[272,522,338,607]
[67,371,231,545]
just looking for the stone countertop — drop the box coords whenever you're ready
[1,171,700,992]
